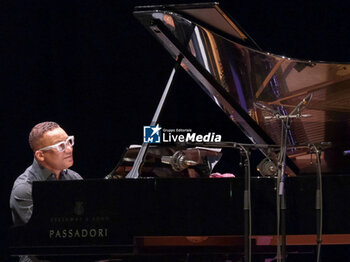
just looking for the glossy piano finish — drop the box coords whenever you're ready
[8,176,350,256]
[134,3,350,174]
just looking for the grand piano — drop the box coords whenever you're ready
[8,2,350,261]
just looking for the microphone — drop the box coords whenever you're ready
[161,150,198,172]
[254,102,278,115]
[256,93,313,120]
[257,158,277,177]
[264,114,312,120]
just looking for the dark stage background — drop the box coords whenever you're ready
[1,0,349,260]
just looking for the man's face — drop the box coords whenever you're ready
[36,127,74,174]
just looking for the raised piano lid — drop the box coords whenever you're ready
[133,3,350,174]
[134,3,350,175]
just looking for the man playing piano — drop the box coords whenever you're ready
[10,121,82,262]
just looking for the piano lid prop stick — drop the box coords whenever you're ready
[126,56,183,179]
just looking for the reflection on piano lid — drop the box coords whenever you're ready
[134,3,350,174]
[106,145,222,178]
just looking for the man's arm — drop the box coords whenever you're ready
[10,183,33,225]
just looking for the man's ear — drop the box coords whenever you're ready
[34,150,45,162]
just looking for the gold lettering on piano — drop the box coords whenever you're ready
[50,216,110,223]
[49,228,108,239]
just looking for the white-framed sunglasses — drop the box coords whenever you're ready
[38,136,75,152]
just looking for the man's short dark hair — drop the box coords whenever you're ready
[29,121,60,151]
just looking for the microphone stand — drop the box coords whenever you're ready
[188,141,268,262]
[239,145,252,262]
[310,144,323,262]
[187,141,261,262]
[276,115,289,262]
[188,136,325,262]
[256,94,313,262]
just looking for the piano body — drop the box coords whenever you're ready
[8,2,350,260]
[8,177,350,258]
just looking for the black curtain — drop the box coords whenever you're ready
[1,0,349,260]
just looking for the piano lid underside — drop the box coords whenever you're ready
[134,4,350,174]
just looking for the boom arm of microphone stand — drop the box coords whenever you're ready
[289,93,313,116]
[186,141,332,155]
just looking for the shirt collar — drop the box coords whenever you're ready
[31,158,67,181]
